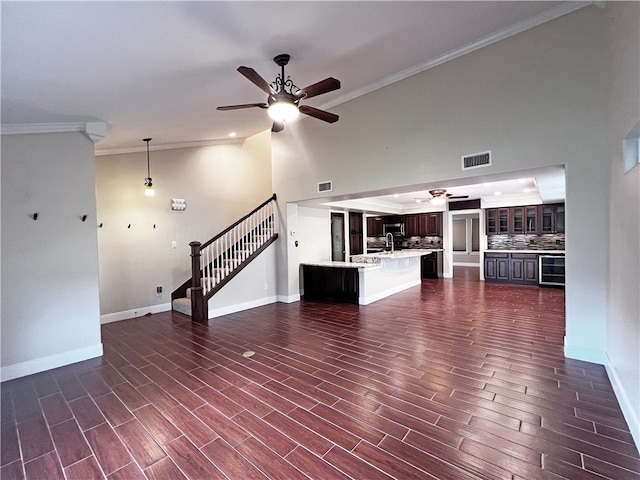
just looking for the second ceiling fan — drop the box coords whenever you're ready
[217,54,341,132]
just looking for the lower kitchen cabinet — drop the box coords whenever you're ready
[484,253,509,281]
[421,254,438,278]
[302,265,359,303]
[484,253,538,285]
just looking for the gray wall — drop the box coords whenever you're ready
[273,7,608,357]
[96,132,273,319]
[1,132,103,380]
[605,1,640,445]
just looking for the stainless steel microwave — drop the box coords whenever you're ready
[383,223,405,236]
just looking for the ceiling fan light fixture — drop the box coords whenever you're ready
[429,188,447,206]
[268,99,299,123]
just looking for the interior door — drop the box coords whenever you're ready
[331,213,346,262]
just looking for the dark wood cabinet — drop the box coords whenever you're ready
[421,254,438,278]
[302,265,359,303]
[486,208,510,234]
[540,203,565,234]
[488,204,563,235]
[485,253,538,285]
[511,206,539,234]
[425,213,442,236]
[405,213,441,236]
[349,212,364,255]
[484,253,510,281]
[366,216,384,237]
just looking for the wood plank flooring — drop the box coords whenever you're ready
[2,277,638,479]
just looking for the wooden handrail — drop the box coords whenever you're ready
[179,193,278,323]
[200,193,276,250]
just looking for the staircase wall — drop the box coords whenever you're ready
[207,242,279,318]
[95,131,273,321]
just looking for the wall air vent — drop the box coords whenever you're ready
[317,181,333,193]
[462,151,492,170]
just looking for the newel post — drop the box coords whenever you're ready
[189,241,207,324]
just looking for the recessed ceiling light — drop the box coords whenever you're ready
[517,178,527,184]
[415,199,422,203]
[524,188,531,193]
[392,194,400,198]
[494,191,502,196]
[228,132,237,137]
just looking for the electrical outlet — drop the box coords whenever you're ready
[263,283,268,290]
[156,286,162,296]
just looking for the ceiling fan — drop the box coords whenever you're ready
[217,54,341,133]
[415,189,469,205]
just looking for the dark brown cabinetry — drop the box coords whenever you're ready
[486,208,510,234]
[302,265,359,303]
[349,212,364,255]
[484,253,538,285]
[487,204,563,235]
[399,213,442,237]
[421,254,439,278]
[366,217,384,237]
[540,204,565,233]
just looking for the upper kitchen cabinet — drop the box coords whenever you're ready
[366,216,384,237]
[540,204,565,234]
[487,204,564,235]
[426,213,442,236]
[405,213,442,236]
[486,208,510,234]
[511,206,539,234]
[349,212,364,255]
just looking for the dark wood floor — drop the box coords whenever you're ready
[2,277,639,480]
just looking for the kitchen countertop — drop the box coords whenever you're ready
[301,260,380,269]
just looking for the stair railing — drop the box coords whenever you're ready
[188,194,278,323]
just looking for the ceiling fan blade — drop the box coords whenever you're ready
[238,66,276,95]
[298,105,339,123]
[217,103,268,111]
[271,121,284,133]
[296,77,341,100]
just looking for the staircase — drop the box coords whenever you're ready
[171,194,278,323]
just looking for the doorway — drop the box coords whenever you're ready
[451,212,480,277]
[331,212,346,261]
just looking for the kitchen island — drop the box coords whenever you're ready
[302,250,433,305]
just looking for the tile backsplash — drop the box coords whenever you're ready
[367,236,443,250]
[488,234,565,250]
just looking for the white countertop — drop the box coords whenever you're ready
[301,260,380,269]
[355,249,440,259]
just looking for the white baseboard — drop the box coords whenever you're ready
[605,353,640,451]
[209,296,279,318]
[277,294,301,304]
[1,343,104,382]
[100,303,172,324]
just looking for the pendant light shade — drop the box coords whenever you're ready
[143,138,154,197]
[267,97,300,123]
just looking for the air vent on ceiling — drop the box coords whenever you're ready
[317,181,333,193]
[462,151,492,170]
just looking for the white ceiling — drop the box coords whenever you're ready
[2,1,578,212]
[1,1,590,154]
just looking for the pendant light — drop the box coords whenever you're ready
[143,138,154,197]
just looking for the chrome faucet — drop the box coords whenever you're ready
[385,232,394,252]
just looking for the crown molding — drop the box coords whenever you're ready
[321,1,597,111]
[95,137,244,156]
[1,121,107,144]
